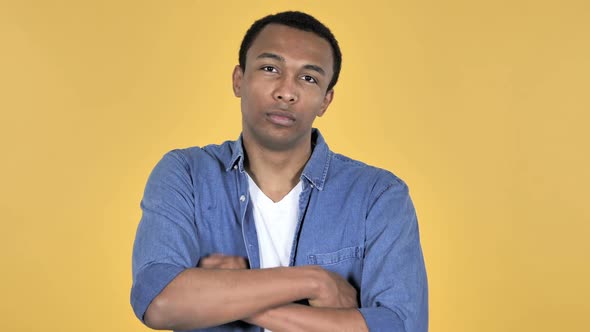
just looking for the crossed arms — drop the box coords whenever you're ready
[131,151,428,331]
[144,254,368,331]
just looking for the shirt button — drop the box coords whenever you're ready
[239,195,246,202]
[310,184,314,188]
[233,165,238,170]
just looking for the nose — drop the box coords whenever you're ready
[273,77,298,103]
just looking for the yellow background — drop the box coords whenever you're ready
[1,0,589,331]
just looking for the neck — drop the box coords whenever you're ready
[243,135,312,202]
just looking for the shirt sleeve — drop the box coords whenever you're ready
[130,150,201,322]
[357,176,428,332]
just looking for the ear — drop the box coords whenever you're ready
[317,89,334,117]
[232,65,243,97]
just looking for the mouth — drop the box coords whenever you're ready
[266,111,296,127]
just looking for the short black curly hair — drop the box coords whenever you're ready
[238,11,342,92]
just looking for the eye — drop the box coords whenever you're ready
[301,75,317,84]
[261,66,278,73]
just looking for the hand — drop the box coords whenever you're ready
[198,253,249,270]
[308,267,358,309]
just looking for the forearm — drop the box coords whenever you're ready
[246,304,368,332]
[144,266,321,330]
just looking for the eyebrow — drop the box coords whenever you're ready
[256,52,326,76]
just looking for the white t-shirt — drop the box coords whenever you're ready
[247,174,302,269]
[247,175,302,332]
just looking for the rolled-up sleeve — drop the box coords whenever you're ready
[130,151,201,322]
[358,177,428,332]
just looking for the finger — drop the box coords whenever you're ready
[198,255,225,268]
[231,257,248,268]
[198,258,216,268]
[220,257,248,269]
[199,255,248,269]
[202,254,229,263]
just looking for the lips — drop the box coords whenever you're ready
[266,111,295,127]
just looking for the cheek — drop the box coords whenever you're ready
[244,82,271,106]
[241,94,267,119]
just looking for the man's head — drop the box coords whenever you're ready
[238,11,342,92]
[232,12,340,152]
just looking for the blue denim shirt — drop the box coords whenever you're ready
[131,129,428,331]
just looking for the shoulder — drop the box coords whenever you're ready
[328,152,409,200]
[156,139,235,172]
[144,140,237,189]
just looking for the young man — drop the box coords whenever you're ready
[131,11,428,332]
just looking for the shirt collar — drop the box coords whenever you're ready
[301,129,331,190]
[225,128,332,191]
[226,133,246,173]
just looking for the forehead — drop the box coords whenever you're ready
[247,24,334,72]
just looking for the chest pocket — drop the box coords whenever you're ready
[307,246,364,288]
[307,246,364,265]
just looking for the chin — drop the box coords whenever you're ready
[257,132,303,151]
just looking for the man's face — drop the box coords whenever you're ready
[233,24,334,151]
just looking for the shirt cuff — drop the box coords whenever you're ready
[130,263,185,322]
[358,307,405,331]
